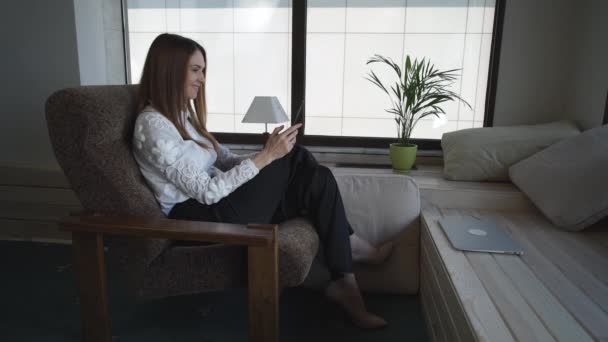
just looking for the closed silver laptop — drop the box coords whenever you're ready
[438,215,524,255]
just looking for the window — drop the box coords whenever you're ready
[124,0,503,148]
[126,0,292,134]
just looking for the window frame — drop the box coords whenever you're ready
[604,89,608,125]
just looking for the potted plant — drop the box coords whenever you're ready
[366,54,470,172]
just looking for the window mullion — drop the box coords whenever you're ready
[291,0,307,138]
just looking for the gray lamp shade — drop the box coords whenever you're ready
[241,96,289,124]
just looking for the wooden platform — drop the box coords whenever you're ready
[421,207,608,342]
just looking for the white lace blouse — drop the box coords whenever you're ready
[132,107,259,215]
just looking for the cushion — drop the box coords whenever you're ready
[303,170,421,294]
[442,120,580,181]
[509,124,608,231]
[335,173,420,246]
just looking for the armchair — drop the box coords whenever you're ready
[45,85,320,342]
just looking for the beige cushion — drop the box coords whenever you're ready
[509,124,608,231]
[303,171,421,294]
[336,173,420,246]
[442,121,580,181]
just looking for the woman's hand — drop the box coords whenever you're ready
[252,123,302,170]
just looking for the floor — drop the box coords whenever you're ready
[0,240,428,342]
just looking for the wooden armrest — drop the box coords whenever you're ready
[59,215,275,247]
[65,215,280,341]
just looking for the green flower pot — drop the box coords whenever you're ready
[390,143,417,172]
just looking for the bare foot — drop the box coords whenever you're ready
[324,274,387,329]
[350,234,394,264]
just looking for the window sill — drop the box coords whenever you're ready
[225,143,443,166]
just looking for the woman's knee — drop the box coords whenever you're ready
[291,144,317,165]
[315,164,332,177]
[313,165,338,188]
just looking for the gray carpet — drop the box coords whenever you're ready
[0,241,428,341]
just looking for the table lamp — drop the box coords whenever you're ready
[241,96,289,137]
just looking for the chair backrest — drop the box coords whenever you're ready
[46,85,161,216]
[46,85,170,293]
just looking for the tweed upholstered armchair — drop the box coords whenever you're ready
[45,85,320,342]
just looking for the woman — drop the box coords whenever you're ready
[132,33,391,329]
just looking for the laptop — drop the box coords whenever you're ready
[438,215,524,255]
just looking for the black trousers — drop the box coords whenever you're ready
[168,145,354,278]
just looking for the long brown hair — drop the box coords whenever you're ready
[137,33,219,150]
